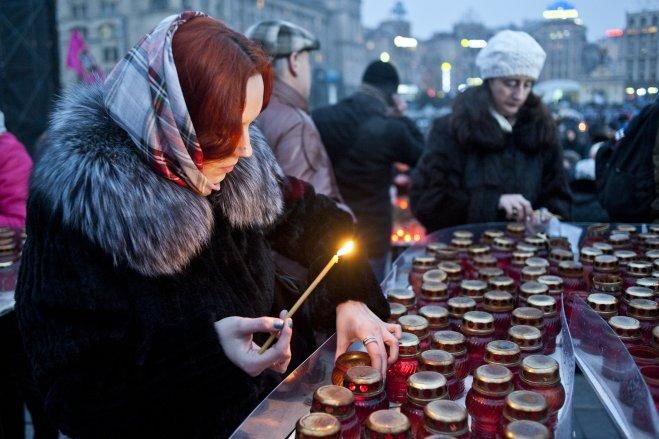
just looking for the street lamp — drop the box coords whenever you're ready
[441,62,451,93]
[380,51,391,63]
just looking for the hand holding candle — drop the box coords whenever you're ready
[258,240,355,354]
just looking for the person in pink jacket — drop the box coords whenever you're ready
[0,110,32,228]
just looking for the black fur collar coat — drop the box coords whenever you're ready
[15,83,388,438]
[410,85,572,232]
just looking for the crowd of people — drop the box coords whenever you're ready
[0,9,658,438]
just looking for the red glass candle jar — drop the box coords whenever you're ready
[563,290,590,322]
[504,420,550,439]
[517,242,539,255]
[343,366,389,424]
[624,261,653,290]
[591,274,623,301]
[466,244,491,278]
[610,232,632,251]
[508,325,544,361]
[537,275,564,311]
[485,339,521,378]
[489,275,517,299]
[548,248,573,276]
[420,281,449,308]
[418,349,465,401]
[439,261,464,299]
[463,310,495,373]
[593,241,613,255]
[608,315,642,349]
[460,279,488,310]
[389,302,408,324]
[548,236,570,251]
[621,286,654,316]
[511,307,545,334]
[473,254,499,280]
[483,290,514,339]
[521,266,547,284]
[614,249,637,270]
[424,268,448,285]
[593,254,620,282]
[295,413,341,439]
[506,222,526,241]
[419,305,450,338]
[451,237,473,263]
[399,315,431,352]
[432,330,469,380]
[509,251,534,285]
[466,364,514,438]
[587,293,618,320]
[583,223,610,247]
[517,355,565,430]
[580,246,603,291]
[363,409,411,439]
[600,323,632,382]
[479,267,505,282]
[640,365,659,412]
[482,229,504,245]
[627,299,659,344]
[427,242,448,258]
[422,400,470,439]
[500,390,549,437]
[654,325,659,351]
[453,230,474,241]
[558,260,586,295]
[311,385,360,439]
[628,345,659,370]
[400,371,447,438]
[332,351,371,386]
[447,296,476,333]
[410,256,438,297]
[386,332,421,405]
[493,237,516,271]
[645,249,659,263]
[526,295,560,355]
[637,277,659,301]
[388,288,417,314]
[525,236,548,257]
[518,282,549,307]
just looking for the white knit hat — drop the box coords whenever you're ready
[476,30,546,81]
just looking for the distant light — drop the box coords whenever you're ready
[637,88,647,96]
[394,35,418,48]
[575,18,583,25]
[578,122,587,132]
[625,87,635,95]
[380,51,390,62]
[441,62,452,71]
[398,84,419,95]
[649,87,659,94]
[458,83,467,92]
[466,77,483,86]
[461,39,487,49]
[426,88,437,98]
[606,28,624,38]
[648,26,658,34]
[543,9,579,20]
[366,41,375,50]
[442,68,451,93]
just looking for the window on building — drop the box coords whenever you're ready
[72,26,88,40]
[641,17,647,28]
[71,1,87,19]
[98,23,116,40]
[629,18,635,27]
[653,15,658,26]
[151,0,168,11]
[103,46,119,63]
[101,0,117,16]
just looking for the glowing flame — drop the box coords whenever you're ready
[337,241,355,257]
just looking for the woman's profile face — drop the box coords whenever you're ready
[202,74,264,188]
[488,76,534,118]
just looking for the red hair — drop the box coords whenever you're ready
[173,17,273,160]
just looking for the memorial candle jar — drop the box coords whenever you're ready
[423,269,448,286]
[422,400,470,439]
[500,391,549,437]
[482,229,505,245]
[439,262,464,298]
[548,236,570,251]
[620,286,653,316]
[511,307,545,336]
[526,295,560,355]
[419,305,450,337]
[509,251,534,285]
[506,222,526,241]
[517,242,539,255]
[548,248,573,276]
[436,248,460,264]
[580,246,603,290]
[386,332,420,404]
[591,274,623,300]
[399,315,431,352]
[485,340,521,378]
[453,230,474,241]
[646,249,659,263]
[508,325,544,360]
[517,355,565,430]
[479,267,505,282]
[525,236,548,257]
[537,275,564,311]
[362,410,411,439]
[426,242,448,259]
[624,261,653,290]
[420,281,449,308]
[521,266,546,283]
[332,351,371,386]
[493,237,516,271]
[608,315,642,349]
[489,275,517,300]
[609,232,632,251]
[483,290,514,339]
[447,297,476,333]
[343,366,388,423]
[587,293,618,320]
[518,282,549,307]
[295,413,341,439]
[473,255,499,280]
[388,288,417,314]
[627,299,659,344]
[451,238,473,264]
[466,244,491,278]
[592,254,620,280]
[466,364,514,438]
[583,223,610,247]
[654,325,659,351]
[462,311,496,373]
[418,349,465,400]
[636,277,659,301]
[613,249,637,272]
[459,279,488,310]
[593,241,613,255]
[389,302,408,324]
[400,371,448,438]
[504,420,550,439]
[558,261,586,294]
[410,256,438,297]
[311,385,360,439]
[432,330,469,380]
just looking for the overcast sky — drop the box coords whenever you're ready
[362,0,659,42]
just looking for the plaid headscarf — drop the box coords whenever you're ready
[104,11,215,196]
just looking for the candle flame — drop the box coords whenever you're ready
[337,240,355,257]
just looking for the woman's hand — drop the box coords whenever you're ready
[335,300,402,377]
[498,194,533,221]
[214,310,292,377]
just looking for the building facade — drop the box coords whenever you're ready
[624,9,659,99]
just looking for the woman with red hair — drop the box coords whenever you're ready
[15,12,397,438]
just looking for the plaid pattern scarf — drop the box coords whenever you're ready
[104,11,215,195]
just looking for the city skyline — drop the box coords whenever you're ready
[362,0,659,42]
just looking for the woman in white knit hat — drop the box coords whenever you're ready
[410,30,572,231]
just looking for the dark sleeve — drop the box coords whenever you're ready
[267,177,389,330]
[384,116,425,166]
[410,118,480,231]
[15,207,237,436]
[537,141,573,220]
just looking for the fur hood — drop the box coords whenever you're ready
[34,82,283,277]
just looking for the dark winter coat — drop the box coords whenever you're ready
[312,88,424,258]
[15,83,388,438]
[410,86,572,232]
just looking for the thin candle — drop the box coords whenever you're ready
[259,240,355,354]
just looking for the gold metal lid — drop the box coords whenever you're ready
[398,332,421,358]
[432,330,467,355]
[558,260,583,278]
[406,371,448,402]
[580,246,603,264]
[594,254,619,271]
[474,254,498,269]
[504,420,550,439]
[593,241,614,254]
[463,311,495,335]
[525,257,549,269]
[483,290,514,312]
[418,349,455,376]
[296,413,341,438]
[526,295,557,316]
[616,224,637,235]
[472,364,514,396]
[423,400,469,436]
[520,281,549,294]
[647,238,659,250]
[627,298,659,320]
[479,267,505,281]
[507,222,526,234]
[447,296,476,317]
[423,269,448,284]
[640,233,659,243]
[650,224,659,234]
[512,307,545,328]
[364,410,410,435]
[524,235,547,248]
[485,340,521,367]
[520,355,560,386]
[645,249,659,261]
[537,275,563,290]
[592,274,623,295]
[609,233,631,247]
[504,390,548,421]
[627,261,653,277]
[453,230,474,240]
[414,256,438,268]
[512,251,535,266]
[460,279,488,298]
[469,244,491,257]
[613,250,637,265]
[493,236,516,251]
[399,316,429,343]
[419,305,449,329]
[548,236,570,250]
[623,286,654,303]
[521,266,547,282]
[482,229,505,242]
[311,385,355,420]
[389,302,407,320]
[421,281,448,297]
[387,288,415,307]
[489,275,515,290]
[637,277,659,293]
[508,325,543,351]
[343,366,384,397]
[587,293,618,314]
[450,238,472,249]
[654,325,659,345]
[587,222,610,236]
[549,248,573,263]
[516,243,539,254]
[436,248,459,261]
[426,242,448,255]
[608,316,641,340]
[438,261,462,275]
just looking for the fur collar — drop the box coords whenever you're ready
[35,82,283,277]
